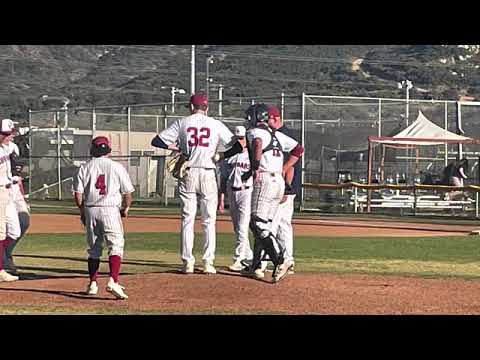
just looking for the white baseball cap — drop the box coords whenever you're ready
[0,119,15,135]
[234,125,246,137]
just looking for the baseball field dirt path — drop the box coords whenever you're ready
[29,214,476,237]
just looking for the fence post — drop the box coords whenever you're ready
[354,186,358,213]
[378,99,382,137]
[476,191,479,218]
[444,101,448,166]
[57,126,62,200]
[91,107,97,140]
[300,92,306,211]
[163,105,169,207]
[28,109,32,197]
[127,106,131,176]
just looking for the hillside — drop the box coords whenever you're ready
[1,45,479,121]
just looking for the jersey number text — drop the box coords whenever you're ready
[95,175,107,195]
[187,127,210,147]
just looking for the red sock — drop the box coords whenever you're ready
[87,258,100,282]
[0,240,4,270]
[109,255,121,283]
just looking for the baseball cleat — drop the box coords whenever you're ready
[203,261,217,275]
[0,269,19,282]
[272,261,291,283]
[86,281,99,295]
[228,261,245,272]
[3,257,17,274]
[106,278,128,300]
[241,266,265,279]
[288,263,295,275]
[182,261,195,274]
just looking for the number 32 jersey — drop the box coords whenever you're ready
[74,157,135,207]
[159,113,234,169]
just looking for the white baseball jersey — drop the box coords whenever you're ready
[73,157,135,207]
[221,150,253,189]
[159,113,235,169]
[246,126,298,173]
[0,145,12,186]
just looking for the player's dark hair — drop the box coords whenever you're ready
[90,144,111,157]
[192,103,208,111]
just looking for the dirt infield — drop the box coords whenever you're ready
[2,271,480,314]
[2,213,478,314]
[29,214,476,237]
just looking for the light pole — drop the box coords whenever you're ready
[398,80,413,127]
[170,87,186,113]
[206,55,214,99]
[210,83,224,117]
[398,79,414,181]
[191,45,196,95]
[41,95,70,128]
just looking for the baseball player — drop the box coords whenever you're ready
[0,119,19,282]
[2,133,30,273]
[73,136,135,300]
[268,106,300,275]
[151,93,241,275]
[241,103,304,283]
[218,125,253,272]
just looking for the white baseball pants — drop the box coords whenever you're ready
[251,172,285,238]
[271,194,296,262]
[227,186,253,262]
[85,206,125,259]
[0,187,9,240]
[179,168,218,264]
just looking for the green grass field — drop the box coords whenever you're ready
[10,232,480,280]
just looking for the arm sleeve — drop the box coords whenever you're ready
[158,120,181,146]
[222,141,243,159]
[219,160,229,193]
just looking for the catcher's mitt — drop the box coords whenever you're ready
[166,152,189,179]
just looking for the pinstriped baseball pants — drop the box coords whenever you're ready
[179,168,218,264]
[251,172,285,239]
[85,206,125,259]
[227,187,253,262]
[271,194,295,262]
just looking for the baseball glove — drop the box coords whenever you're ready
[167,153,189,179]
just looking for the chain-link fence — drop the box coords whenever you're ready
[22,94,480,214]
[301,95,480,211]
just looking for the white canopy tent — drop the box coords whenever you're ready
[371,111,473,146]
[364,111,480,211]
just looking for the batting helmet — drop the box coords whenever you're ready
[90,136,112,157]
[245,103,270,127]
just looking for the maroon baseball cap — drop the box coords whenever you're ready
[268,106,281,118]
[92,136,110,148]
[190,93,208,106]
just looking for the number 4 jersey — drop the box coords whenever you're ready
[158,113,234,169]
[73,157,135,207]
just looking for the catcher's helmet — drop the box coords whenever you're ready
[245,103,270,127]
[90,136,112,157]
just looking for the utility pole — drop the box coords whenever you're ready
[206,55,214,99]
[218,84,223,117]
[190,45,196,95]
